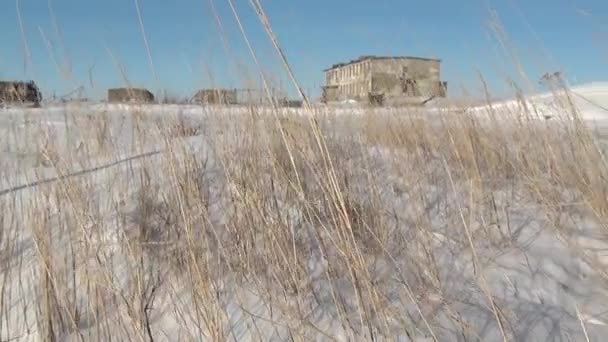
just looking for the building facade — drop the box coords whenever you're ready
[322,56,447,105]
[107,88,155,103]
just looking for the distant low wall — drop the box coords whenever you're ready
[108,88,155,103]
[192,89,237,105]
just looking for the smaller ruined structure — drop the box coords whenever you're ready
[539,71,566,90]
[0,80,42,107]
[107,87,155,103]
[192,88,237,105]
[279,99,304,108]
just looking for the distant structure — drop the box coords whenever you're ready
[322,55,447,105]
[107,87,155,103]
[191,88,294,106]
[0,80,42,107]
[279,99,303,108]
[192,88,237,105]
[235,88,285,106]
[56,85,89,103]
[539,71,566,90]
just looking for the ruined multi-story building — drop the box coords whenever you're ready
[0,80,42,107]
[107,87,155,103]
[322,55,447,105]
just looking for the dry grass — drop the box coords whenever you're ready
[3,1,608,340]
[0,93,607,341]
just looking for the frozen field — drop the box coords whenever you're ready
[1,83,608,341]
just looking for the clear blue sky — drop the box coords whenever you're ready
[0,0,606,100]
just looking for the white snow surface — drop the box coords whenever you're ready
[463,82,608,124]
[1,82,608,341]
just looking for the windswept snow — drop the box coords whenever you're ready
[463,82,608,125]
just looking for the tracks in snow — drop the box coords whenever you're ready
[0,150,162,197]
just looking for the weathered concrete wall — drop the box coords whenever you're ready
[0,81,42,105]
[108,88,155,103]
[371,58,442,104]
[321,86,337,103]
[193,89,237,105]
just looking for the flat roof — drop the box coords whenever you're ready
[323,55,441,72]
[0,80,35,85]
[195,88,236,92]
[108,87,151,91]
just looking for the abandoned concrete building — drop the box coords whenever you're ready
[0,80,42,106]
[107,87,155,103]
[322,55,447,105]
[192,88,238,105]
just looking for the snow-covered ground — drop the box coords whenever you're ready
[1,82,608,341]
[463,82,608,124]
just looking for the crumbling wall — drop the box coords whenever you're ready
[371,58,443,104]
[193,89,237,105]
[322,86,339,103]
[0,81,42,106]
[108,88,155,103]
